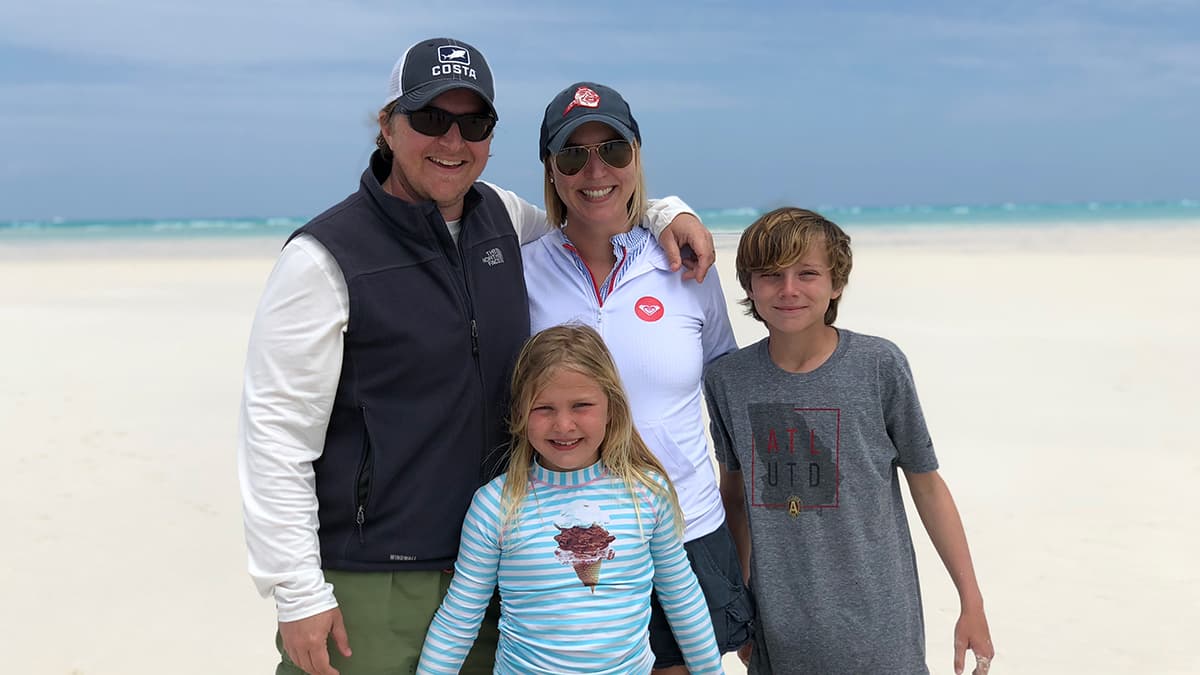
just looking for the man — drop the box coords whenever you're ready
[238,37,716,675]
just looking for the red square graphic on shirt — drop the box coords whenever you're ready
[747,405,840,511]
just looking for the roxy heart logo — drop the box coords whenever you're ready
[634,296,664,322]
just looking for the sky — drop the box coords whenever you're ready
[1,0,1198,220]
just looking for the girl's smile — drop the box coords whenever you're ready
[527,367,609,472]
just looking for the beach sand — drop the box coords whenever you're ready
[2,223,1197,674]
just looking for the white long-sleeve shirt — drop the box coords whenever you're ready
[523,228,738,543]
[238,184,692,621]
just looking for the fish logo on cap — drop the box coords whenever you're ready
[438,45,470,65]
[563,86,601,116]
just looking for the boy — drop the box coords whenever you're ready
[703,207,994,675]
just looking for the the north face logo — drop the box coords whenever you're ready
[634,296,663,322]
[482,248,505,266]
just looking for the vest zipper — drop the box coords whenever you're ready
[452,223,490,481]
[438,208,491,482]
[355,405,373,544]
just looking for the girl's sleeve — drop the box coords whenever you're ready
[647,482,725,674]
[415,484,504,674]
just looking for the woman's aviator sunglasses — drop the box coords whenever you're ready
[399,106,497,142]
[552,140,634,176]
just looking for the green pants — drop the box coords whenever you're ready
[276,569,500,675]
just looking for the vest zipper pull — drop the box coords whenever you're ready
[471,320,479,355]
[356,505,365,543]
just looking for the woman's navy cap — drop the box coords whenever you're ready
[540,82,640,160]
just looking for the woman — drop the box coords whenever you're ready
[522,81,754,674]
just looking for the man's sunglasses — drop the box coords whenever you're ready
[399,106,496,142]
[552,140,634,176]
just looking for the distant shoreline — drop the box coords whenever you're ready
[5,219,1200,262]
[4,198,1199,240]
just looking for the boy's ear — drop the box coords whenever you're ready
[832,284,844,299]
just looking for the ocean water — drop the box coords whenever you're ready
[3,199,1198,241]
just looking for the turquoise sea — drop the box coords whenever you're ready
[3,199,1198,241]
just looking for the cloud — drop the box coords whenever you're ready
[733,5,1200,124]
[0,1,542,67]
[843,6,1200,88]
[3,0,1198,219]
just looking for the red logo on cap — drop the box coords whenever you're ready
[563,86,601,116]
[634,296,664,322]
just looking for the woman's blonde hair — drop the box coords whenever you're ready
[501,324,681,537]
[542,139,648,231]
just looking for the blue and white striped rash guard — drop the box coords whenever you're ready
[417,460,723,674]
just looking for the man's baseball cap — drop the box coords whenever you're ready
[539,82,641,160]
[386,37,497,119]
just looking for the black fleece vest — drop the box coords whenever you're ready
[291,153,529,571]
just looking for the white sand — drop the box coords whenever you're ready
[2,223,1197,674]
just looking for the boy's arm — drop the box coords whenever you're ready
[707,372,756,665]
[904,469,995,675]
[481,181,714,282]
[718,465,751,585]
[706,372,751,583]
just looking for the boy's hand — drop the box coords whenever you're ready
[658,212,715,283]
[953,606,994,674]
[279,607,352,675]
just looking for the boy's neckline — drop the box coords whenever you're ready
[765,325,843,374]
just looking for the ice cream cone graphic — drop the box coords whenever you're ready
[573,559,603,592]
[553,503,616,592]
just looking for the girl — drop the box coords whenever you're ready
[416,325,723,674]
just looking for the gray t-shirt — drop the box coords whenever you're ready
[704,329,938,675]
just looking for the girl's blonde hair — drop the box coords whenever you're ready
[501,324,681,536]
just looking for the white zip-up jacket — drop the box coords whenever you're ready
[522,228,738,542]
